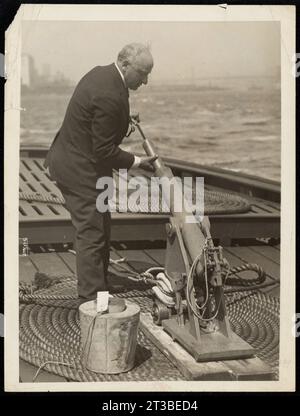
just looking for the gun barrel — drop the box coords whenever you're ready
[133,119,208,276]
[142,138,165,173]
[140,136,206,276]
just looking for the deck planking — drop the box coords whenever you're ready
[249,245,280,264]
[19,245,280,293]
[226,246,280,281]
[112,248,158,269]
[111,245,280,297]
[224,246,280,298]
[56,252,76,274]
[30,252,71,276]
[19,256,38,284]
[142,248,166,266]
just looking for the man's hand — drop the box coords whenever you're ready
[139,155,158,172]
[130,113,140,123]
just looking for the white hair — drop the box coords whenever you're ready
[117,43,151,64]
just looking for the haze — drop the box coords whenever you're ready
[21,20,280,84]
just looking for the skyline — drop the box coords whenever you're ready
[21,21,280,85]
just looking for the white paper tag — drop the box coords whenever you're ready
[96,291,109,314]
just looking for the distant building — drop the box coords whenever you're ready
[21,54,72,92]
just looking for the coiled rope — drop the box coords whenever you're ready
[19,279,279,381]
[20,192,65,205]
[19,186,251,215]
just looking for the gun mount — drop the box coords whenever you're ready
[130,115,254,362]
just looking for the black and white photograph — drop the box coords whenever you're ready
[4,4,295,392]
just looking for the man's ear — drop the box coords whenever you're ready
[121,60,130,70]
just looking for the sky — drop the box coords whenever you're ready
[21,20,280,84]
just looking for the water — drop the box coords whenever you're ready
[21,78,280,181]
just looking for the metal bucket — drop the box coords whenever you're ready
[79,298,140,374]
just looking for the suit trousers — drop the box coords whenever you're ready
[57,182,111,301]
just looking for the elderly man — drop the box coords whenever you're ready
[45,43,155,302]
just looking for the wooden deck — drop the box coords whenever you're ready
[19,242,280,382]
[19,148,280,382]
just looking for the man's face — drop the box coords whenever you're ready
[123,52,153,90]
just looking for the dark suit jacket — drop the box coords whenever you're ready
[45,64,134,195]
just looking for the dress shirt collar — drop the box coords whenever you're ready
[114,62,126,87]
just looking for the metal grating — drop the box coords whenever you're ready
[19,158,70,222]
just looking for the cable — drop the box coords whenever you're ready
[33,360,76,382]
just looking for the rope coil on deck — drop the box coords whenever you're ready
[19,186,251,215]
[19,268,279,382]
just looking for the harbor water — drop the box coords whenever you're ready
[21,77,280,181]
